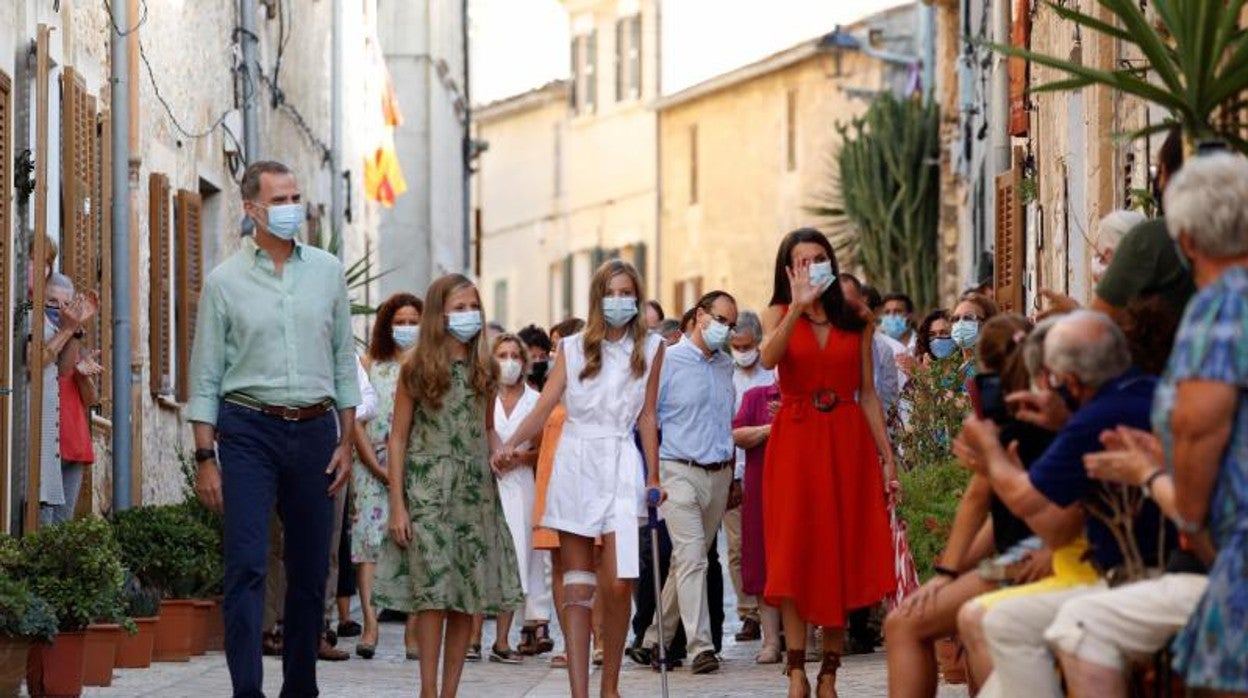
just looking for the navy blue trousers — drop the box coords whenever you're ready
[217,402,336,698]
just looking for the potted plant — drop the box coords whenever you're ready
[0,575,59,696]
[112,505,220,662]
[17,518,125,697]
[178,458,227,653]
[115,584,160,669]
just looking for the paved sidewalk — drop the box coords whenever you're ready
[78,620,966,697]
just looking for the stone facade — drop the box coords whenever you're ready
[1,0,388,528]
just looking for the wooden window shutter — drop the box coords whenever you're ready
[994,165,1025,314]
[1008,0,1032,137]
[60,67,96,299]
[97,108,113,413]
[149,173,172,395]
[0,70,12,524]
[175,190,203,402]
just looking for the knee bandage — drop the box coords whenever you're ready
[562,570,597,611]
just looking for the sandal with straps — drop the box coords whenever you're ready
[784,649,811,697]
[816,650,841,698]
[517,626,538,656]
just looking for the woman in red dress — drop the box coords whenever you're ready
[760,228,897,697]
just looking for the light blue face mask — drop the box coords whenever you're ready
[808,260,837,292]
[446,310,482,342]
[880,314,908,340]
[930,337,957,359]
[951,319,980,349]
[603,297,638,328]
[703,317,731,351]
[263,202,305,240]
[392,325,418,349]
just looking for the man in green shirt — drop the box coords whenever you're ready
[188,161,360,698]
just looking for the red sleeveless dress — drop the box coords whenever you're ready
[762,313,895,627]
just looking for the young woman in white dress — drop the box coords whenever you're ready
[468,333,549,663]
[494,260,664,698]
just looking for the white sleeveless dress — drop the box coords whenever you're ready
[541,331,662,579]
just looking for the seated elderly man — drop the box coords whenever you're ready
[956,310,1172,698]
[1044,151,1248,697]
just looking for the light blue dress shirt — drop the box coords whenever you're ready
[658,337,736,464]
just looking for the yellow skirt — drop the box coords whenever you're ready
[972,537,1100,610]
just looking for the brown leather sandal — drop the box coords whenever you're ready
[816,650,841,698]
[784,648,811,697]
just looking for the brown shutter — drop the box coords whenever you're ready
[175,190,203,402]
[61,68,96,300]
[149,173,172,395]
[97,108,113,413]
[0,70,12,528]
[1008,0,1032,137]
[994,165,1025,314]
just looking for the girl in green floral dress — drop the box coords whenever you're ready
[374,274,523,698]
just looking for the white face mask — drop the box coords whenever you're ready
[498,358,523,386]
[732,348,759,368]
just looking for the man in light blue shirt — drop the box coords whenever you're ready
[188,161,360,697]
[643,290,738,675]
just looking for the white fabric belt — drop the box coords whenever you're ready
[562,422,631,441]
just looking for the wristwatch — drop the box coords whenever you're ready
[1141,469,1167,499]
[194,448,217,464]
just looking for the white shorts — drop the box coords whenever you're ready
[1044,573,1208,670]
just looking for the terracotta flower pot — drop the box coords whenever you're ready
[83,624,120,687]
[189,600,212,656]
[0,637,32,696]
[115,617,158,669]
[205,597,226,652]
[26,630,86,697]
[935,635,968,685]
[153,600,197,662]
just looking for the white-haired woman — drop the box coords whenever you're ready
[1037,209,1148,315]
[1150,152,1248,696]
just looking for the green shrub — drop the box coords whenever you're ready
[16,518,126,632]
[896,457,971,581]
[112,505,221,599]
[0,577,59,642]
[894,357,972,472]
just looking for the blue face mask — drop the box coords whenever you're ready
[880,314,908,340]
[603,297,638,328]
[703,317,731,351]
[930,337,957,359]
[392,325,418,349]
[951,320,980,349]
[808,260,837,291]
[446,311,482,343]
[44,306,61,327]
[263,202,305,240]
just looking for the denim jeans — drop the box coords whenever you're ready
[217,402,337,698]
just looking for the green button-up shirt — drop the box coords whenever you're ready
[186,237,361,425]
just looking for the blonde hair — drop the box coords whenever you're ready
[492,333,531,376]
[580,260,648,381]
[401,274,497,411]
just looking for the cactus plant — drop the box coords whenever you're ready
[811,94,942,311]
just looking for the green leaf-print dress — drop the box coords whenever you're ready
[373,362,524,614]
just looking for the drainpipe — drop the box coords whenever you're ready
[461,0,472,274]
[111,0,133,511]
[239,0,261,162]
[330,0,344,257]
[989,0,1010,176]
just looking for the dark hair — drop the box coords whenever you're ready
[241,161,293,201]
[882,292,915,314]
[978,314,1033,398]
[1119,296,1180,376]
[695,290,736,313]
[680,307,698,333]
[646,300,665,321]
[517,324,552,353]
[550,317,586,342]
[862,285,882,311]
[1158,126,1184,182]
[368,292,423,362]
[839,273,863,292]
[915,309,950,359]
[769,228,865,332]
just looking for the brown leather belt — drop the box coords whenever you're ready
[669,458,734,472]
[224,393,334,422]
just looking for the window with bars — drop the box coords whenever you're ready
[615,14,642,102]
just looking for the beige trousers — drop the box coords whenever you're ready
[721,505,758,622]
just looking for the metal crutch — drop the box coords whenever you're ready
[646,486,670,698]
